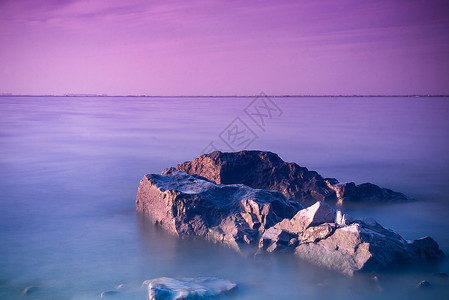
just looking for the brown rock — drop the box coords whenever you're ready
[177,151,409,206]
[177,151,336,206]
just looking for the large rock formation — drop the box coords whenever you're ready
[177,151,408,206]
[136,168,302,251]
[136,169,444,276]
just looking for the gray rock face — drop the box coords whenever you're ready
[177,151,408,206]
[263,202,444,275]
[146,277,237,300]
[136,169,302,250]
[136,169,444,276]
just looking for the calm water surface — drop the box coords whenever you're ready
[1,96,449,299]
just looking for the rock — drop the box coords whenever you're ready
[335,210,353,226]
[293,219,443,275]
[272,201,336,235]
[114,283,131,290]
[176,151,409,206]
[260,202,444,275]
[289,238,299,247]
[259,227,296,253]
[294,201,336,229]
[100,290,120,298]
[299,223,335,243]
[371,275,383,292]
[177,151,335,206]
[136,169,301,251]
[294,222,403,276]
[22,286,39,294]
[137,161,444,276]
[333,182,410,204]
[416,280,432,289]
[146,277,237,300]
[408,237,446,261]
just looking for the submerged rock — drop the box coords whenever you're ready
[100,290,120,298]
[22,286,39,294]
[177,151,409,206]
[416,280,432,289]
[146,277,237,300]
[136,169,444,276]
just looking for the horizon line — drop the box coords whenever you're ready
[1,93,449,98]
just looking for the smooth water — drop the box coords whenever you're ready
[1,96,449,299]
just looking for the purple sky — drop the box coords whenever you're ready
[1,0,448,95]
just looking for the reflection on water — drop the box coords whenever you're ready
[0,96,449,299]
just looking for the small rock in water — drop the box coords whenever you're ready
[22,286,39,294]
[416,280,432,289]
[146,277,237,300]
[100,290,120,297]
[371,276,383,292]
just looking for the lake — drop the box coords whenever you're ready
[1,96,448,299]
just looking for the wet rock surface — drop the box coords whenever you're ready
[136,168,301,251]
[136,165,444,276]
[146,277,237,300]
[177,151,409,206]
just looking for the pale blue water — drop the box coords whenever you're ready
[1,96,449,299]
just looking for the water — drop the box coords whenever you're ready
[0,96,448,299]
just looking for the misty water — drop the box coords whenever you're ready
[1,96,449,299]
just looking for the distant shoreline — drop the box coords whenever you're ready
[1,94,448,98]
